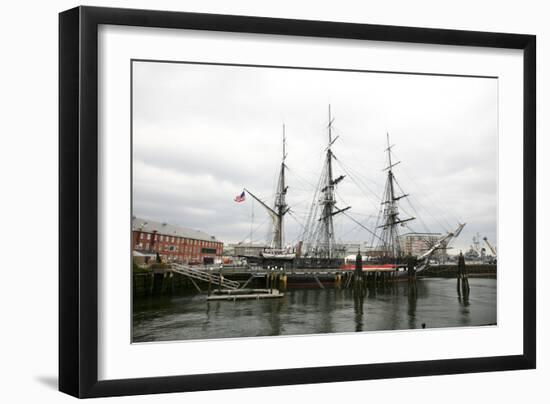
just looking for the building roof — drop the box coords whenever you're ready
[228,243,269,248]
[399,232,442,237]
[132,217,219,242]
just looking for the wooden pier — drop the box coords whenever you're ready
[134,259,498,298]
[206,288,284,301]
[169,262,405,293]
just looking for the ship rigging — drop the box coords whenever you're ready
[301,105,350,261]
[374,133,415,260]
[245,125,295,260]
[240,106,465,271]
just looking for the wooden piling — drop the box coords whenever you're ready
[457,252,470,296]
[279,272,287,290]
[352,250,365,296]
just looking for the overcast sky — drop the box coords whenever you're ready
[132,60,498,254]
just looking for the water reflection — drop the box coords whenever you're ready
[353,292,365,332]
[458,289,470,307]
[133,277,496,342]
[407,283,418,330]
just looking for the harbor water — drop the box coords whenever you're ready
[132,277,496,343]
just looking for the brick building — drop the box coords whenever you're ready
[399,232,447,261]
[132,217,223,264]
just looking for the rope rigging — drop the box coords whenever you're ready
[235,113,464,265]
[391,148,462,228]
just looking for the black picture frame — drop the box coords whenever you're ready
[59,5,536,398]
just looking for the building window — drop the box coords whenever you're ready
[147,233,151,240]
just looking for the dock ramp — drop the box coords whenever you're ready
[171,264,240,290]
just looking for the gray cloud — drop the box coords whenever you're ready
[132,61,498,253]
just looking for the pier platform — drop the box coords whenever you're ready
[206,288,284,301]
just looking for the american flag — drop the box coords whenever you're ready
[234,191,246,203]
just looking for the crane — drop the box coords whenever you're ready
[483,237,497,256]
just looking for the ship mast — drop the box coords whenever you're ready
[273,124,289,248]
[245,124,289,249]
[317,105,350,259]
[378,133,414,259]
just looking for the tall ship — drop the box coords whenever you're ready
[240,106,465,274]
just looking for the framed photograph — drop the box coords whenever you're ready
[59,6,536,398]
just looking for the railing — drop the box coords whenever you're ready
[171,264,240,290]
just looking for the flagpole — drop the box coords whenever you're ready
[250,197,254,243]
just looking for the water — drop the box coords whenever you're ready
[132,277,496,342]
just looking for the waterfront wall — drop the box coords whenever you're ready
[133,271,198,297]
[420,264,497,278]
[133,264,497,297]
[133,270,263,297]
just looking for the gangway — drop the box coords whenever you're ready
[171,264,240,290]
